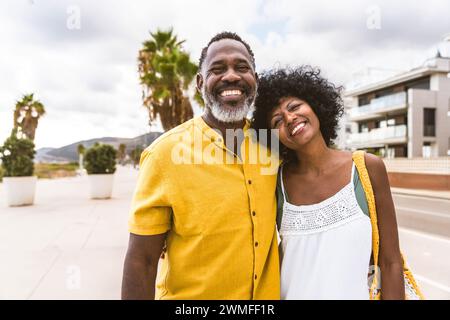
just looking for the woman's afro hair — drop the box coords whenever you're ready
[251,65,344,160]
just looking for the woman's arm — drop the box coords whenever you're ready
[365,153,405,300]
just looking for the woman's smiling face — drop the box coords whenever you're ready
[269,96,322,150]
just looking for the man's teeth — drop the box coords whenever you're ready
[291,122,306,135]
[220,90,242,97]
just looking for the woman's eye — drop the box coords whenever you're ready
[289,104,300,111]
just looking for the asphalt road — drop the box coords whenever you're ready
[393,193,450,299]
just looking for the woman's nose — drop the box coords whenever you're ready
[283,111,297,125]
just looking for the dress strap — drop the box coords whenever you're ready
[279,165,288,203]
[350,162,356,185]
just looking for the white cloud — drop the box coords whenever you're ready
[0,0,448,149]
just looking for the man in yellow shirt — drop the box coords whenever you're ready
[121,32,280,300]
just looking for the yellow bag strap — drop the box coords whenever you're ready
[352,151,427,300]
[352,150,380,298]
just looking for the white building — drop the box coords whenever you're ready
[344,35,450,158]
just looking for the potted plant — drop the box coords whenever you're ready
[0,131,37,206]
[84,143,117,199]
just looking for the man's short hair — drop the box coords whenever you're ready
[198,31,256,71]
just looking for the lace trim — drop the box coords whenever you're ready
[280,183,367,236]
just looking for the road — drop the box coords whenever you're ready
[0,166,449,299]
[393,193,450,299]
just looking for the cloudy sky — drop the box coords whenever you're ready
[0,0,449,149]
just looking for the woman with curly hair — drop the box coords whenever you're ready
[252,66,405,300]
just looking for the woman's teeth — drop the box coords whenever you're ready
[220,90,242,97]
[291,122,306,136]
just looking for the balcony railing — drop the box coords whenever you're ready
[349,125,407,145]
[349,92,407,118]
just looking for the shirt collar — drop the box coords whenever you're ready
[194,115,251,141]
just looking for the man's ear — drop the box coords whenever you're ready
[196,73,203,94]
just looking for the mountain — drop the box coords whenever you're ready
[35,132,163,163]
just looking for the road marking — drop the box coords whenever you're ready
[399,227,450,244]
[399,227,450,243]
[396,206,450,220]
[392,192,450,201]
[414,274,450,294]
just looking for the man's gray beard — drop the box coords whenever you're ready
[202,87,257,123]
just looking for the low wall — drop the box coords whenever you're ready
[388,172,450,190]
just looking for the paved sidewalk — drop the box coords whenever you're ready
[0,166,138,299]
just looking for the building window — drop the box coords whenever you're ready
[345,125,352,134]
[359,123,369,133]
[386,147,395,159]
[406,77,430,90]
[423,108,436,137]
[358,96,370,106]
[423,142,431,158]
[448,137,450,156]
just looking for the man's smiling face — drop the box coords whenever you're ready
[197,39,257,123]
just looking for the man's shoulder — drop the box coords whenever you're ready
[143,117,197,157]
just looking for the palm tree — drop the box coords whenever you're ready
[130,145,144,169]
[13,93,46,141]
[117,143,126,165]
[77,144,85,171]
[138,28,200,131]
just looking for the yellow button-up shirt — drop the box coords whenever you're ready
[128,116,280,299]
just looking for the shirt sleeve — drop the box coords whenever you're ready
[128,149,172,235]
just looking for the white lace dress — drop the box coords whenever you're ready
[279,163,372,300]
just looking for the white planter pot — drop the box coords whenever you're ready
[3,176,37,207]
[88,173,114,199]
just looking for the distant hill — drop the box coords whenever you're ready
[36,132,163,163]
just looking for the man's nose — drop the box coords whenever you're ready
[221,68,241,82]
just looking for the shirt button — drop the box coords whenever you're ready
[255,242,259,247]
[252,211,256,216]
[254,275,258,280]
[248,180,252,185]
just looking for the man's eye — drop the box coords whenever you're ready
[237,65,249,72]
[210,67,224,74]
[272,119,281,128]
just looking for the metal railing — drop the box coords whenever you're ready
[384,157,450,174]
[349,125,407,144]
[349,91,407,118]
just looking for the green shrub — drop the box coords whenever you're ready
[0,132,35,177]
[84,144,117,174]
[0,166,4,182]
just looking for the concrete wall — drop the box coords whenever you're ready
[407,89,437,157]
[432,74,450,156]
